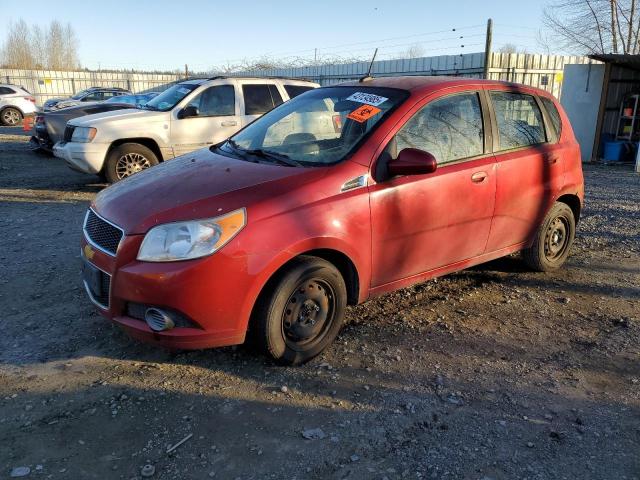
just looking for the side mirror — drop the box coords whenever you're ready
[178,105,199,119]
[387,148,437,176]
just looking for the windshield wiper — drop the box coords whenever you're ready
[224,140,302,167]
[243,148,303,167]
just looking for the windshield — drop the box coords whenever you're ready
[71,89,91,100]
[223,86,408,166]
[143,83,200,111]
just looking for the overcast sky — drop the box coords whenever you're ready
[0,0,547,71]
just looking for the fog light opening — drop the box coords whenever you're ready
[145,308,175,332]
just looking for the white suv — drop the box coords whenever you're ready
[0,84,37,126]
[53,77,319,182]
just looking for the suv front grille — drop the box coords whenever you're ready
[63,125,75,142]
[83,209,124,256]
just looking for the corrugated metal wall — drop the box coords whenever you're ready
[0,69,183,105]
[232,52,593,98]
[1,53,594,107]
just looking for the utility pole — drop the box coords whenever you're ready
[185,64,189,79]
[483,18,493,79]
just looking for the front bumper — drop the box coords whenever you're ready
[80,232,254,350]
[54,141,108,174]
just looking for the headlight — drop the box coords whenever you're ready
[137,208,246,262]
[71,126,97,143]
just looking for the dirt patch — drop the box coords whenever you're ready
[0,135,639,480]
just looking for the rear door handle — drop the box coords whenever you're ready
[221,120,238,127]
[471,171,488,183]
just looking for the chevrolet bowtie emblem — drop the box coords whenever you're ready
[83,244,95,260]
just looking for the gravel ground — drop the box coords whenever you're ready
[0,134,639,480]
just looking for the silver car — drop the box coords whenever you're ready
[0,84,38,126]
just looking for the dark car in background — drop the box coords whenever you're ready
[43,86,132,111]
[32,93,158,152]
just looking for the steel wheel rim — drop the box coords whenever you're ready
[115,153,151,179]
[544,215,570,260]
[281,278,336,350]
[3,109,20,125]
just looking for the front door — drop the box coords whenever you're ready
[369,91,496,288]
[484,89,563,252]
[170,83,241,157]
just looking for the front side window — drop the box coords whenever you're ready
[186,85,235,116]
[490,91,546,150]
[396,92,484,164]
[83,92,103,101]
[224,86,408,166]
[243,84,280,115]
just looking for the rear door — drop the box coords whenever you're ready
[484,88,564,252]
[170,82,240,157]
[369,89,497,288]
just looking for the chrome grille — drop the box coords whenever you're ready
[83,209,123,256]
[63,125,75,142]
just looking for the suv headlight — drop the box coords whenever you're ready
[137,208,246,262]
[71,127,97,143]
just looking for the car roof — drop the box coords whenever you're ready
[335,75,551,97]
[177,76,318,86]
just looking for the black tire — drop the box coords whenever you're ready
[252,256,347,365]
[523,202,575,272]
[104,143,158,183]
[1,107,23,126]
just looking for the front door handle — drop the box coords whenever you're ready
[545,154,559,165]
[471,171,488,183]
[221,120,238,127]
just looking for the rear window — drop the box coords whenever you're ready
[540,96,562,140]
[284,84,314,99]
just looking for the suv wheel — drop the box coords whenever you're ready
[105,143,159,183]
[1,107,23,126]
[252,256,347,365]
[523,202,576,272]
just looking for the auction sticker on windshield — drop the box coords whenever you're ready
[347,105,381,123]
[346,92,389,106]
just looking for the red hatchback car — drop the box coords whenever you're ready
[81,76,583,364]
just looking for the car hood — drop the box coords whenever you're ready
[93,148,328,234]
[70,108,164,127]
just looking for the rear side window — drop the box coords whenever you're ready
[490,91,546,150]
[243,84,280,115]
[540,96,562,140]
[396,92,485,164]
[284,84,314,99]
[0,87,16,95]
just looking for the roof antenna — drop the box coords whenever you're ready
[359,48,378,82]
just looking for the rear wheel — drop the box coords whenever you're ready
[104,143,158,183]
[523,202,575,272]
[1,107,22,126]
[252,256,347,365]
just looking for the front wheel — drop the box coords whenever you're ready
[104,143,158,183]
[252,256,347,365]
[523,202,576,272]
[1,107,23,126]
